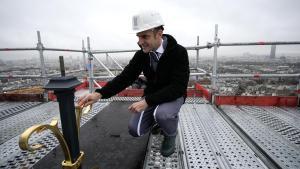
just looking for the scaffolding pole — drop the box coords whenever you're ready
[105,53,124,70]
[87,37,94,93]
[93,80,102,89]
[219,41,300,46]
[212,24,219,92]
[91,49,137,54]
[93,76,115,80]
[196,36,200,80]
[82,40,87,71]
[0,47,85,52]
[196,68,207,74]
[196,36,200,69]
[93,55,115,77]
[0,48,37,51]
[91,44,212,54]
[3,41,299,54]
[36,31,48,101]
[43,48,84,52]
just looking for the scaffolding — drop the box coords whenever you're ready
[0,25,300,103]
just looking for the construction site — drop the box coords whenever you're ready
[0,25,300,169]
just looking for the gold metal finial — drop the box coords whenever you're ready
[75,104,92,134]
[19,118,72,161]
[19,104,92,169]
[18,118,86,169]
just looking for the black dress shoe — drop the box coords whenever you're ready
[160,135,176,157]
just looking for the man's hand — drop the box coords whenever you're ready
[128,99,148,113]
[77,92,102,107]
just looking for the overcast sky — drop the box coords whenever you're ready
[1,0,300,60]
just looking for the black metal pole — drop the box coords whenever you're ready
[56,89,80,162]
[44,76,82,166]
[59,56,66,77]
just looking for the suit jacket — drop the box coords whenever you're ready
[96,34,190,106]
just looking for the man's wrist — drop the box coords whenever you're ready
[94,92,102,99]
[143,99,148,106]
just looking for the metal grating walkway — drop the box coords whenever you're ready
[0,102,58,144]
[1,99,299,169]
[0,102,41,120]
[143,103,269,169]
[221,105,300,169]
[179,104,268,169]
[100,97,208,104]
[0,101,110,169]
[143,134,184,169]
[239,106,300,146]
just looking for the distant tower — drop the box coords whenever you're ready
[106,54,111,68]
[270,45,276,59]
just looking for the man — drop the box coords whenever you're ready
[78,10,189,157]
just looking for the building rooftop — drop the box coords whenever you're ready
[0,94,299,169]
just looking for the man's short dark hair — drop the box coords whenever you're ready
[153,26,164,32]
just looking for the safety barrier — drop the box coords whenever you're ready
[1,26,300,105]
[215,95,298,107]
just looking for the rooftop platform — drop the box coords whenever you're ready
[0,97,299,169]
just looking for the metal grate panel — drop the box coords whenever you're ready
[101,97,141,102]
[239,106,300,146]
[179,104,268,169]
[0,102,41,120]
[0,102,110,169]
[221,105,300,169]
[281,107,300,117]
[184,97,208,104]
[0,102,58,144]
[100,97,208,104]
[0,102,25,112]
[143,134,183,169]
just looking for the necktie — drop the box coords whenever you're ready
[149,51,159,72]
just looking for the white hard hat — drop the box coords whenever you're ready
[132,10,164,33]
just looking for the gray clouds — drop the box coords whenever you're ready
[0,0,300,59]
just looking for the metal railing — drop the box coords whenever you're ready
[0,26,300,102]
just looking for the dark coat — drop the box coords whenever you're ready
[96,34,190,106]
